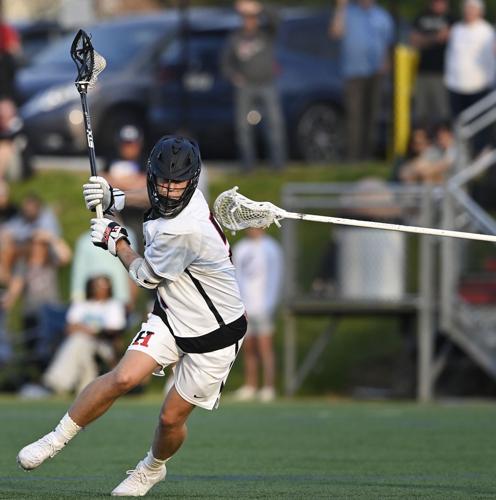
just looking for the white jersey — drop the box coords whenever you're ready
[143,189,245,340]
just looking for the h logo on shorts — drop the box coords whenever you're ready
[132,331,155,347]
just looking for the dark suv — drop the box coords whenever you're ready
[18,8,344,161]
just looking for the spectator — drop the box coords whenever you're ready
[397,125,442,184]
[0,2,29,178]
[232,227,283,402]
[20,275,126,398]
[104,125,147,253]
[70,224,138,310]
[410,0,454,125]
[0,1,21,102]
[329,0,394,162]
[105,125,146,184]
[221,0,286,171]
[5,193,60,244]
[1,229,72,362]
[444,0,496,152]
[0,180,17,282]
[41,275,126,396]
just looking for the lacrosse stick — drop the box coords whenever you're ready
[213,187,496,243]
[70,29,107,218]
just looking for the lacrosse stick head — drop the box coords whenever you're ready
[213,187,284,232]
[70,29,106,91]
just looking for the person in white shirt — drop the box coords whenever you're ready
[232,227,283,402]
[43,275,126,395]
[444,0,496,151]
[17,136,247,497]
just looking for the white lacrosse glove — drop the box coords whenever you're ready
[90,218,130,256]
[83,176,126,215]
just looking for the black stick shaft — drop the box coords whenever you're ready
[79,87,103,217]
[79,90,97,176]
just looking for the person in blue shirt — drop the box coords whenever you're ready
[329,0,394,162]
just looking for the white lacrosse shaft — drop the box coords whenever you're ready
[213,187,496,243]
[280,210,496,243]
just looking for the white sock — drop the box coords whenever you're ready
[144,449,168,470]
[53,413,82,444]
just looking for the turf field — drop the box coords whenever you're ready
[1,397,496,499]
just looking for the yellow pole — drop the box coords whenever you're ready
[393,45,419,157]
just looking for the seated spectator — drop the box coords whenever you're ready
[1,229,72,361]
[397,126,441,184]
[41,275,126,395]
[399,124,455,184]
[5,192,60,244]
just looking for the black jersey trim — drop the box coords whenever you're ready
[152,298,246,353]
[185,269,225,326]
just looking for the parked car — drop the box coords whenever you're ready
[14,20,69,67]
[17,8,345,161]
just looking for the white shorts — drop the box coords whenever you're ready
[128,313,243,410]
[246,313,274,337]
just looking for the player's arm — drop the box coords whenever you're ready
[90,218,162,290]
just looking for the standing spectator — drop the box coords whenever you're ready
[232,228,283,402]
[444,0,496,152]
[0,3,27,180]
[221,0,286,171]
[0,180,17,282]
[42,275,126,396]
[411,0,455,125]
[105,125,146,183]
[329,0,394,162]
[104,125,147,253]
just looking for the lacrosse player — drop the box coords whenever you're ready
[17,136,247,497]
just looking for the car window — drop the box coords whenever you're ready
[280,18,339,60]
[159,31,228,71]
[33,22,167,71]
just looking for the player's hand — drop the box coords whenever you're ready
[90,217,130,256]
[83,176,125,214]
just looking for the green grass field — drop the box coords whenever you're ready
[1,397,496,499]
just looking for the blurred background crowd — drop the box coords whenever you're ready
[1,0,496,402]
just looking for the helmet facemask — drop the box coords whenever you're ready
[147,173,199,218]
[146,136,202,218]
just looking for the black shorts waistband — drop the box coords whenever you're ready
[152,299,247,353]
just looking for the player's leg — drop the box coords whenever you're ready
[17,350,159,471]
[111,387,194,497]
[68,349,158,425]
[152,385,195,459]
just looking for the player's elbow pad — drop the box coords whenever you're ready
[129,258,161,289]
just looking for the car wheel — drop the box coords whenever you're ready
[97,109,146,156]
[295,104,343,163]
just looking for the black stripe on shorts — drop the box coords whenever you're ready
[152,298,246,353]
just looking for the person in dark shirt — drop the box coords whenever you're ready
[221,0,286,171]
[411,0,455,125]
